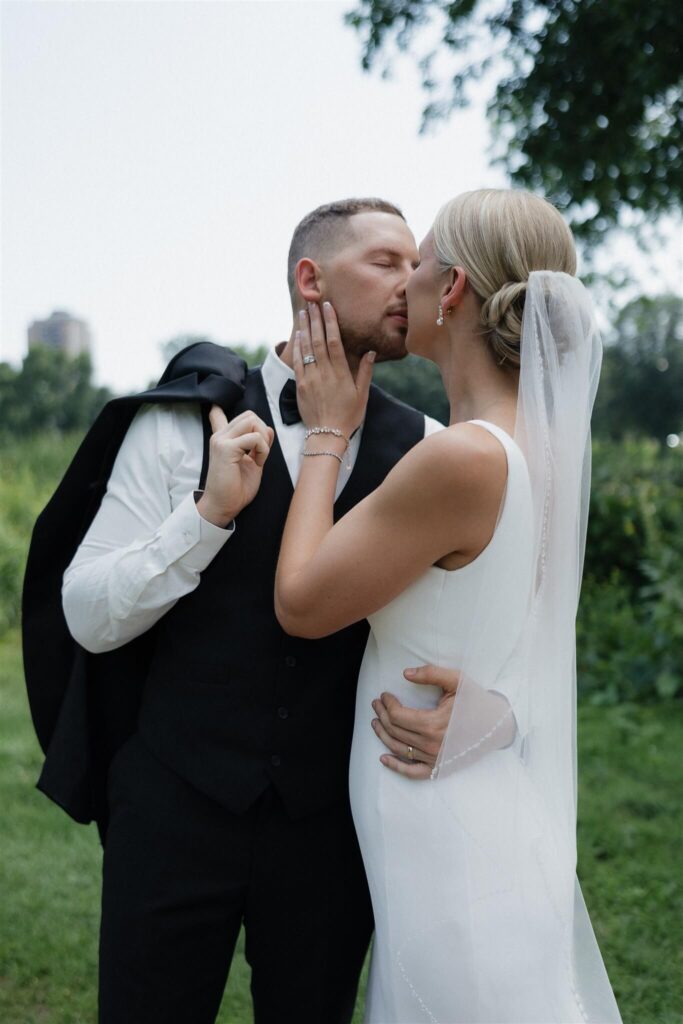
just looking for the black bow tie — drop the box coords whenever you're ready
[279,378,301,425]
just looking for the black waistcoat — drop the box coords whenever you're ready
[138,368,424,819]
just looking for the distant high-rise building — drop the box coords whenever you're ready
[28,310,91,358]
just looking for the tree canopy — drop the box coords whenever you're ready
[345,0,682,242]
[593,294,683,441]
[0,347,112,437]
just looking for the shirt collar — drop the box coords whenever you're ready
[261,342,295,409]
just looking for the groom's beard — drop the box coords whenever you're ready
[337,315,409,365]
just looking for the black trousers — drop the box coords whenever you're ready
[99,734,374,1024]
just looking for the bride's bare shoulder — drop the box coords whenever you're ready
[390,421,508,506]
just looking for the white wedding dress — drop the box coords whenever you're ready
[349,420,615,1024]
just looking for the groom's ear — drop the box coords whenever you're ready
[295,257,324,304]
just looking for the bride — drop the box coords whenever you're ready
[274,189,622,1023]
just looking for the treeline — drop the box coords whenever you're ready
[0,347,113,436]
[1,294,681,443]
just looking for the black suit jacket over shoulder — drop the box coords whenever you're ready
[22,343,248,835]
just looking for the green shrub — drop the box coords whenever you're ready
[578,439,683,703]
[0,433,80,636]
[585,438,683,588]
[0,522,23,635]
[577,572,673,703]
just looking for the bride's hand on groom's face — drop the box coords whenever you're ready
[293,302,375,440]
[370,666,462,780]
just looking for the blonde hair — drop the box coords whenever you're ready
[432,189,577,367]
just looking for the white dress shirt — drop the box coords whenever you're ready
[62,346,443,654]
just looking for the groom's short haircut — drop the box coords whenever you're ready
[287,197,405,305]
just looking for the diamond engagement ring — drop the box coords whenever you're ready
[407,745,414,760]
[303,355,317,365]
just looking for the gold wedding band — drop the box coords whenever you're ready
[407,745,414,761]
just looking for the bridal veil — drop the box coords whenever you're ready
[394,272,622,1022]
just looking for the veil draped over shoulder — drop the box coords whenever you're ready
[393,273,622,1023]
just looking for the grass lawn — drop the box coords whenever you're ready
[1,630,681,1023]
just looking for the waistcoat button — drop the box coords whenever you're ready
[270,754,281,767]
[285,655,297,668]
[277,706,289,720]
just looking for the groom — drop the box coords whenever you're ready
[59,198,450,1023]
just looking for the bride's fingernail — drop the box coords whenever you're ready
[404,668,416,678]
[368,351,376,363]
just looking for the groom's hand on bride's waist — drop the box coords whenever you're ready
[371,665,462,780]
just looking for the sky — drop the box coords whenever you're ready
[2,0,681,393]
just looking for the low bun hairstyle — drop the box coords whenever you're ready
[432,189,576,367]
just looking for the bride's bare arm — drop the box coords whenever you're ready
[275,420,506,639]
[275,303,506,638]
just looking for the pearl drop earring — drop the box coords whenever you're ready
[436,304,444,326]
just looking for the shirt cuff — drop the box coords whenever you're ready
[157,491,235,571]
